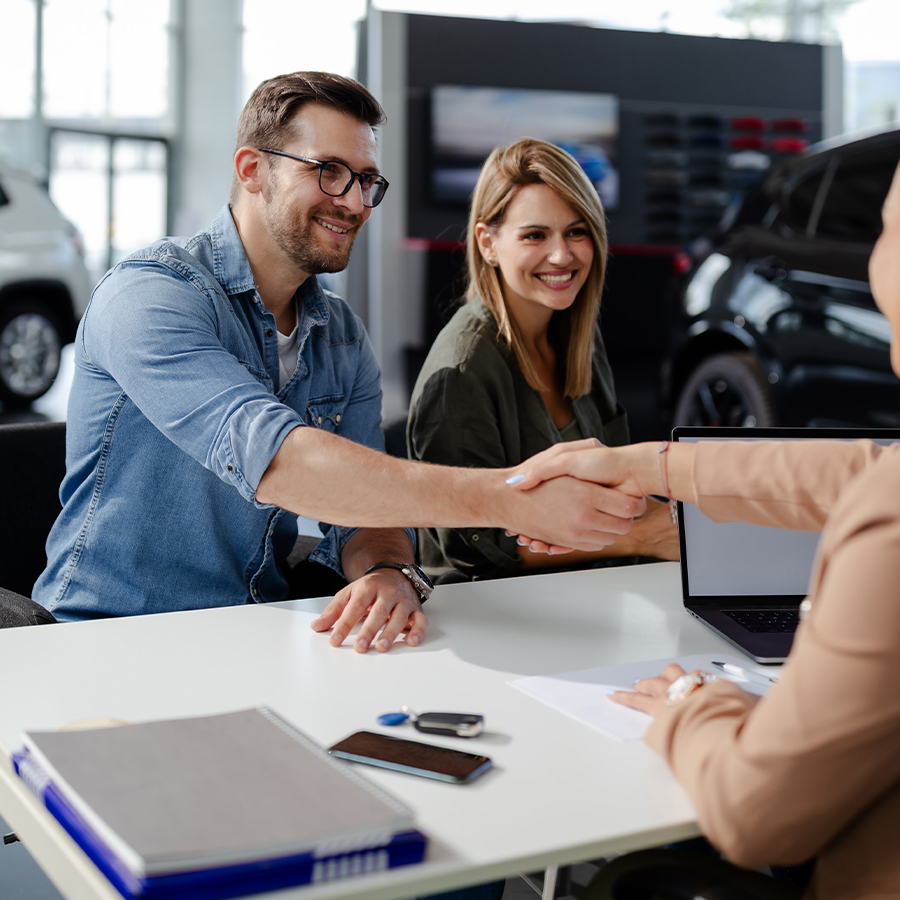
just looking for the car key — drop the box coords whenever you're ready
[376,707,484,738]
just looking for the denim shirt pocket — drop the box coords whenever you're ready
[306,394,346,432]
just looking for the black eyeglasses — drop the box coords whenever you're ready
[257,148,389,208]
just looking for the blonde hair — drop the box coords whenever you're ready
[466,138,608,398]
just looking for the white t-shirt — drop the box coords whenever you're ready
[277,315,300,389]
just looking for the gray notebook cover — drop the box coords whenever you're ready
[23,707,415,876]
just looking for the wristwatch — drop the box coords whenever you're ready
[365,562,434,603]
[665,671,718,706]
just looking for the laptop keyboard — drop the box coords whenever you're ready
[724,609,800,633]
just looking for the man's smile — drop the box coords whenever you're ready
[314,216,351,235]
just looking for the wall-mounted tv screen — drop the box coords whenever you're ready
[430,85,619,210]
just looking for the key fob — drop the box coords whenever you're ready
[413,712,484,738]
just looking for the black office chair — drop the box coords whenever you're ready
[0,420,65,626]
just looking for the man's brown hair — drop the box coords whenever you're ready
[230,71,385,203]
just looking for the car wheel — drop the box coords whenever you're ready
[673,352,776,428]
[0,301,63,405]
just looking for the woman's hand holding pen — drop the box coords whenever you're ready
[609,664,688,719]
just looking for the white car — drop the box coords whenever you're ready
[0,162,91,405]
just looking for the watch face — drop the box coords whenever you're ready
[409,564,434,590]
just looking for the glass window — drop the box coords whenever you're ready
[111,139,167,266]
[48,131,167,284]
[0,0,36,118]
[814,144,900,243]
[777,167,825,234]
[242,0,366,101]
[49,132,111,280]
[43,0,168,120]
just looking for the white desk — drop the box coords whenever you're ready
[0,562,736,900]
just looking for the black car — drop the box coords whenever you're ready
[663,128,900,429]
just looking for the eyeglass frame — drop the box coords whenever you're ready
[256,148,389,208]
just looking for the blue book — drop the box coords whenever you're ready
[13,708,427,899]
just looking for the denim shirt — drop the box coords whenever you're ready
[34,205,400,621]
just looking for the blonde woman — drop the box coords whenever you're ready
[407,138,677,579]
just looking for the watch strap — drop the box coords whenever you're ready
[365,562,434,602]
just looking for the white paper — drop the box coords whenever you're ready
[509,653,775,742]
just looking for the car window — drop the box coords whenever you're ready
[777,166,826,234]
[813,144,900,243]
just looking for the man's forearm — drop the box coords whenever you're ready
[257,427,496,527]
[255,427,645,551]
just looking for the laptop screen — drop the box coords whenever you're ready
[680,497,819,596]
[674,427,900,600]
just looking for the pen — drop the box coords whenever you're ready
[711,660,780,688]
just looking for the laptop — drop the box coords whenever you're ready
[673,426,900,664]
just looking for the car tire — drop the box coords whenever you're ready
[673,352,776,428]
[0,300,64,406]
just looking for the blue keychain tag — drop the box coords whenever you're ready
[377,712,411,726]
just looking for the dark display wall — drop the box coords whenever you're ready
[393,15,828,438]
[404,15,825,246]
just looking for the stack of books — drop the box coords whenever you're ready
[13,707,426,899]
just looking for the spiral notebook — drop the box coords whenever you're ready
[14,707,426,899]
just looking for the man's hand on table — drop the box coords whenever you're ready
[311,568,427,653]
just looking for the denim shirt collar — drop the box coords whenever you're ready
[211,205,330,328]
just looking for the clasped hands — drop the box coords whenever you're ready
[504,438,653,555]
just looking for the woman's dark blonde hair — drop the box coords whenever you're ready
[466,138,608,398]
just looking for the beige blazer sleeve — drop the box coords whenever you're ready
[692,439,881,530]
[645,440,900,897]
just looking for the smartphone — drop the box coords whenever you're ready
[329,731,492,784]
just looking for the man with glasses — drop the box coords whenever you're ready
[34,72,642,649]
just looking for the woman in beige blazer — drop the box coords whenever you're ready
[510,162,900,898]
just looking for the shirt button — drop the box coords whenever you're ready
[318,416,323,425]
[335,414,341,423]
[472,534,479,542]
[266,328,274,337]
[253,588,259,597]
[227,464,234,473]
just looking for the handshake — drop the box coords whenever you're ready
[499,438,690,555]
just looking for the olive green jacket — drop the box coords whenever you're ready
[407,300,629,579]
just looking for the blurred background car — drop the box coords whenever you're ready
[664,127,900,429]
[0,162,91,406]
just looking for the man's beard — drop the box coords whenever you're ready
[264,196,361,276]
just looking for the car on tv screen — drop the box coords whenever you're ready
[663,127,900,429]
